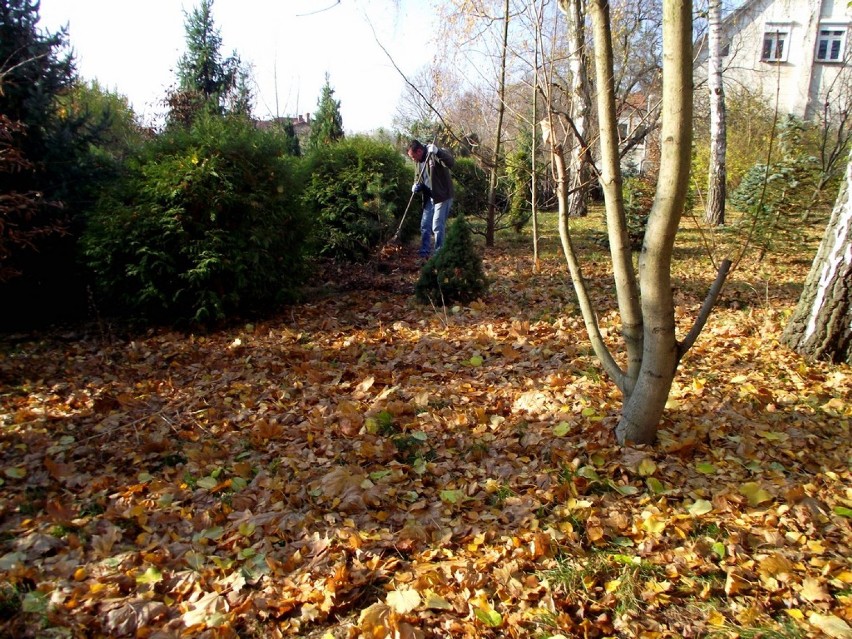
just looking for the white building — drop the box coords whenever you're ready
[695,0,852,122]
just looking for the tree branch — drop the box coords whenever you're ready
[677,258,731,360]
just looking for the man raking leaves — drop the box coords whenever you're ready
[406,139,455,258]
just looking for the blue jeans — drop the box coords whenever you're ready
[419,198,452,257]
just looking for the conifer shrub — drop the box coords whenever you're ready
[729,116,838,258]
[415,214,489,305]
[82,114,310,325]
[623,176,656,250]
[301,136,411,261]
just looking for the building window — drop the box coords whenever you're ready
[762,29,789,62]
[816,28,846,62]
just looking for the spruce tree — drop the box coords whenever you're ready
[308,73,344,149]
[169,0,245,123]
[415,214,489,305]
[0,0,97,325]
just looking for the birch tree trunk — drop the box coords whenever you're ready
[561,0,593,219]
[706,0,727,226]
[781,153,852,364]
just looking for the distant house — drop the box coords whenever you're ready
[694,0,852,122]
[255,113,312,147]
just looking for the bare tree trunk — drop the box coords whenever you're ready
[706,0,726,226]
[532,27,541,272]
[782,153,852,364]
[486,0,510,247]
[616,0,694,444]
[588,0,644,384]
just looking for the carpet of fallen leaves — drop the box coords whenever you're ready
[1,216,851,639]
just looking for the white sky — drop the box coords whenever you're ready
[38,0,435,133]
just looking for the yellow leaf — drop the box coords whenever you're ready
[637,458,657,477]
[708,609,726,626]
[835,571,852,584]
[358,602,392,636]
[586,526,605,542]
[757,430,787,441]
[740,482,773,507]
[807,539,827,554]
[641,514,666,534]
[474,606,503,627]
[605,579,621,593]
[4,467,25,479]
[387,588,421,614]
[809,613,852,639]
[785,609,805,621]
[135,566,163,585]
[688,499,713,516]
[800,577,831,602]
[423,591,453,610]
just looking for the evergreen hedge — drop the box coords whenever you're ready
[301,136,412,261]
[82,114,310,326]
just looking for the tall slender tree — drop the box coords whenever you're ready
[485,0,511,246]
[308,73,345,149]
[705,0,727,226]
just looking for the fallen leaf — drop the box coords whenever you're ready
[809,613,852,638]
[387,588,421,614]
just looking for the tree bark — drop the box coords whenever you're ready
[561,0,593,219]
[706,0,726,226]
[486,0,510,247]
[588,0,644,385]
[782,153,852,364]
[616,0,693,444]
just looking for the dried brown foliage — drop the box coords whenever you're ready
[1,217,850,638]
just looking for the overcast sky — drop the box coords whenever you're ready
[38,0,435,133]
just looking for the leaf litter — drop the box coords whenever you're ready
[1,227,851,638]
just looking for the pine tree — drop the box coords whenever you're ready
[308,73,344,149]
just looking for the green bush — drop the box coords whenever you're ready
[82,114,310,325]
[451,157,489,218]
[729,116,832,257]
[301,136,411,261]
[415,214,488,305]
